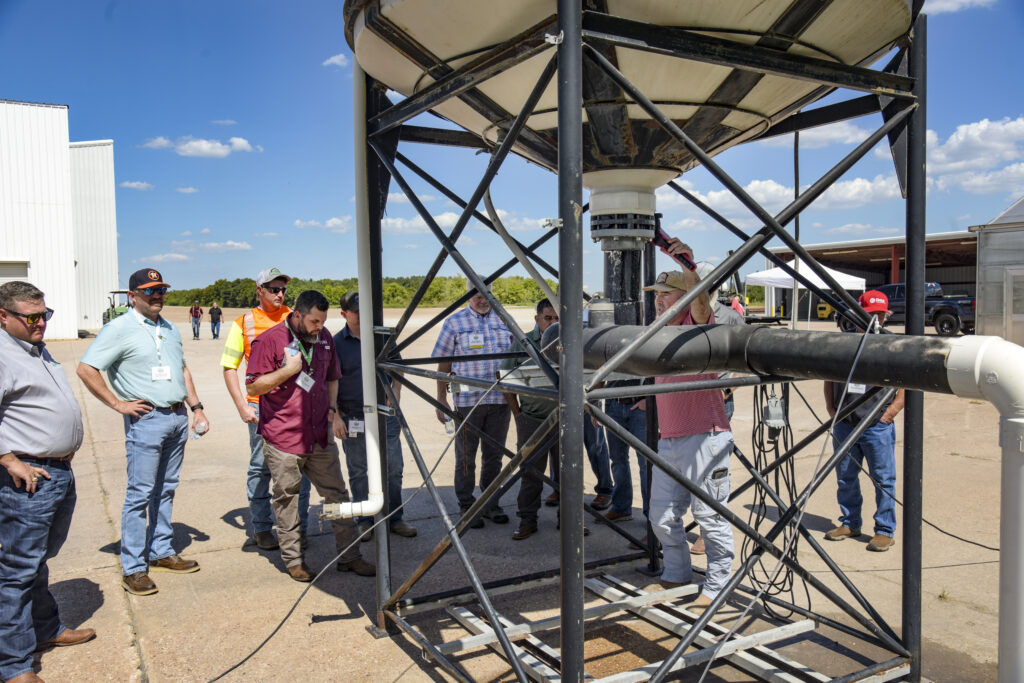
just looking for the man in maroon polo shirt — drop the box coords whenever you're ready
[246,289,374,582]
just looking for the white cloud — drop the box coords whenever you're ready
[322,53,350,68]
[927,117,1024,174]
[178,230,192,237]
[381,216,429,234]
[229,137,253,152]
[941,162,1024,196]
[823,222,901,236]
[120,180,154,190]
[924,0,996,15]
[199,228,211,235]
[294,216,352,234]
[201,240,252,252]
[211,119,237,126]
[170,240,196,250]
[493,209,549,232]
[140,136,172,149]
[388,192,437,204]
[176,187,199,194]
[818,174,902,209]
[254,232,279,238]
[398,243,420,249]
[135,253,190,263]
[759,121,872,149]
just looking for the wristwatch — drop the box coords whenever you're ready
[189,402,204,412]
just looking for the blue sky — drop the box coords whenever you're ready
[2,0,1022,292]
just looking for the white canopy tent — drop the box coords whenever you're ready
[746,260,865,327]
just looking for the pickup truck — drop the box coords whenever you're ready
[839,282,975,336]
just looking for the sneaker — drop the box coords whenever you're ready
[390,521,418,537]
[122,571,158,596]
[483,507,509,524]
[148,554,199,573]
[866,534,894,552]
[253,530,279,550]
[357,521,374,543]
[512,523,538,541]
[337,557,376,576]
[690,535,705,555]
[824,526,862,541]
[590,495,612,511]
[460,507,485,529]
[287,563,314,582]
[544,492,559,507]
[602,509,633,523]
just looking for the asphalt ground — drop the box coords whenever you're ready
[24,307,1000,682]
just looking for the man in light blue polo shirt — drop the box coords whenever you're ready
[78,268,211,597]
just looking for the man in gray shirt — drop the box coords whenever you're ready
[0,282,96,683]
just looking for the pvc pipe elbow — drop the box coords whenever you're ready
[322,492,385,520]
[946,335,1024,428]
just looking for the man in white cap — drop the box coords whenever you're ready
[220,268,310,550]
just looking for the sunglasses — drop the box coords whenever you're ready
[262,286,287,294]
[137,286,169,296]
[4,308,54,325]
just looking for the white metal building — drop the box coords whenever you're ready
[0,99,118,338]
[70,140,119,330]
[972,196,1024,345]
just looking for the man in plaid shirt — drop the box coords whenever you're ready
[433,282,512,528]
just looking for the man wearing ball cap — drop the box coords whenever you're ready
[823,290,905,553]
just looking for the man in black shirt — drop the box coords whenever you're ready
[209,302,223,339]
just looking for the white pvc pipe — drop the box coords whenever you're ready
[324,61,384,521]
[944,335,1024,683]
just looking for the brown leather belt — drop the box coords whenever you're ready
[20,455,72,465]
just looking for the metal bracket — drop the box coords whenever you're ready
[544,31,564,45]
[542,217,563,230]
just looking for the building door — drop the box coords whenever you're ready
[1003,266,1024,345]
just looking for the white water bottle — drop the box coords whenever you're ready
[444,416,456,435]
[190,420,209,440]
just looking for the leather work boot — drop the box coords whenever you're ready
[337,557,376,576]
[602,509,633,523]
[389,521,418,537]
[5,672,45,682]
[357,520,373,542]
[511,524,538,541]
[148,554,200,573]
[253,530,279,550]
[287,563,314,582]
[590,495,611,511]
[122,572,158,596]
[690,535,706,555]
[824,526,862,541]
[867,534,895,552]
[34,627,96,651]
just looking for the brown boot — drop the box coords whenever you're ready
[35,627,96,651]
[4,673,45,682]
[148,554,199,573]
[287,563,314,582]
[337,557,376,576]
[122,572,158,596]
[824,526,862,541]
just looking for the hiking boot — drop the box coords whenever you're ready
[866,534,895,552]
[512,524,538,541]
[253,530,279,550]
[337,557,376,576]
[122,572,158,596]
[590,495,611,511]
[824,526,862,541]
[602,509,633,523]
[357,521,374,543]
[287,563,314,582]
[544,492,559,507]
[690,535,705,555]
[460,506,485,529]
[483,507,509,524]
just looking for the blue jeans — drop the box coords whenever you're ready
[0,460,76,681]
[121,406,189,575]
[210,321,221,339]
[833,420,897,537]
[341,415,405,526]
[191,317,201,338]
[247,402,309,534]
[606,400,649,517]
[584,417,613,496]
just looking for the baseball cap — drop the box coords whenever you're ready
[256,267,291,286]
[859,290,891,314]
[642,270,688,293]
[129,268,171,290]
[340,291,359,312]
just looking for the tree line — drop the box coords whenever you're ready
[164,275,558,309]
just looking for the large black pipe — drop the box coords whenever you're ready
[549,324,954,394]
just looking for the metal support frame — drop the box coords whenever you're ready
[350,5,929,681]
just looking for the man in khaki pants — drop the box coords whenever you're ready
[246,290,374,582]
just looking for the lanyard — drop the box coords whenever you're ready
[132,309,164,363]
[284,319,315,368]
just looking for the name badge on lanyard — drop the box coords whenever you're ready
[468,331,484,350]
[847,383,867,395]
[296,371,315,393]
[348,418,365,434]
[152,366,172,381]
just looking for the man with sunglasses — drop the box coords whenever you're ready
[220,267,310,551]
[78,268,209,597]
[1,282,95,683]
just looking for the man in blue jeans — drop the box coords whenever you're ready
[823,290,905,553]
[333,292,416,540]
[78,268,211,596]
[1,282,96,683]
[602,384,650,524]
